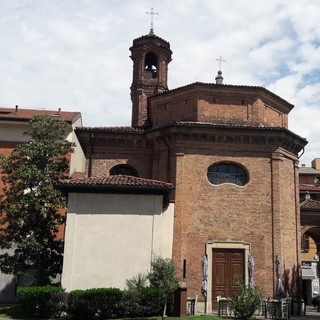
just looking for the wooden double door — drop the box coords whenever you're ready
[212,248,245,309]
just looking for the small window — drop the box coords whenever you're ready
[109,165,138,177]
[207,163,248,186]
[301,234,310,253]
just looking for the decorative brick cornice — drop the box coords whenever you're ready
[130,34,171,52]
[75,121,307,156]
[146,121,307,155]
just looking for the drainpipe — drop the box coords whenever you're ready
[270,154,275,297]
[163,136,171,182]
[88,132,94,177]
[293,160,302,297]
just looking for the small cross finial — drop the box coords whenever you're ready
[216,56,226,71]
[146,7,159,35]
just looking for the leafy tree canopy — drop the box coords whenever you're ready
[0,114,74,285]
[147,256,179,318]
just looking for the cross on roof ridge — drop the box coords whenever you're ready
[216,56,226,71]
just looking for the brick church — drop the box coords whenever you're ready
[59,28,307,313]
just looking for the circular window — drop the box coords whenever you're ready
[109,165,138,177]
[207,163,248,186]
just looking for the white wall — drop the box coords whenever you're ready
[68,116,85,174]
[0,121,29,142]
[62,193,174,292]
[0,117,85,175]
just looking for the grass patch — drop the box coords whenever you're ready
[0,304,30,319]
[0,305,222,320]
[126,317,222,320]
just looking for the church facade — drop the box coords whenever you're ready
[60,30,307,313]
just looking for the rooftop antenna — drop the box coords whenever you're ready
[146,7,158,36]
[215,55,225,85]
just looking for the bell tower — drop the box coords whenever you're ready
[130,32,172,127]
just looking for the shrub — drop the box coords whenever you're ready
[17,285,66,318]
[120,286,165,318]
[67,287,123,319]
[312,296,320,308]
[138,286,164,316]
[125,272,147,290]
[121,290,145,318]
[230,278,263,319]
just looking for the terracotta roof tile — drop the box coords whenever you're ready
[0,107,80,122]
[76,121,306,139]
[301,199,320,210]
[148,121,307,141]
[75,126,145,133]
[131,34,171,52]
[299,167,320,175]
[70,171,86,179]
[299,184,320,191]
[59,174,173,190]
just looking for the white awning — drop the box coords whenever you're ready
[302,267,317,280]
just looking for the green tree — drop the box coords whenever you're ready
[147,256,179,318]
[230,278,263,319]
[0,114,74,285]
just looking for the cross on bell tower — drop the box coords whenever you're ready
[146,7,158,35]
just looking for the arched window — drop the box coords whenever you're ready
[207,163,248,186]
[301,233,310,253]
[109,165,138,177]
[144,52,157,78]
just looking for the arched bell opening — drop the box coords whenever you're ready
[144,52,158,78]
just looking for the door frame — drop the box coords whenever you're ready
[205,241,250,314]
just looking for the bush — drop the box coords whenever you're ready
[230,278,263,319]
[121,286,171,318]
[312,296,320,308]
[67,287,123,319]
[17,285,66,318]
[137,286,164,316]
[125,273,147,290]
[121,290,145,318]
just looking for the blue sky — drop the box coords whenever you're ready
[0,0,320,165]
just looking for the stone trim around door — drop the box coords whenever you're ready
[205,241,250,314]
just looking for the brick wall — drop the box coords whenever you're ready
[157,137,301,300]
[150,88,289,128]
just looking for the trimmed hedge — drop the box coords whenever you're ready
[121,287,163,318]
[17,285,67,318]
[17,285,168,319]
[67,287,123,319]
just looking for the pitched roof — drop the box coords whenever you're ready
[76,121,306,141]
[131,34,171,52]
[0,107,80,123]
[75,126,144,134]
[299,167,320,175]
[300,199,320,210]
[58,174,174,195]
